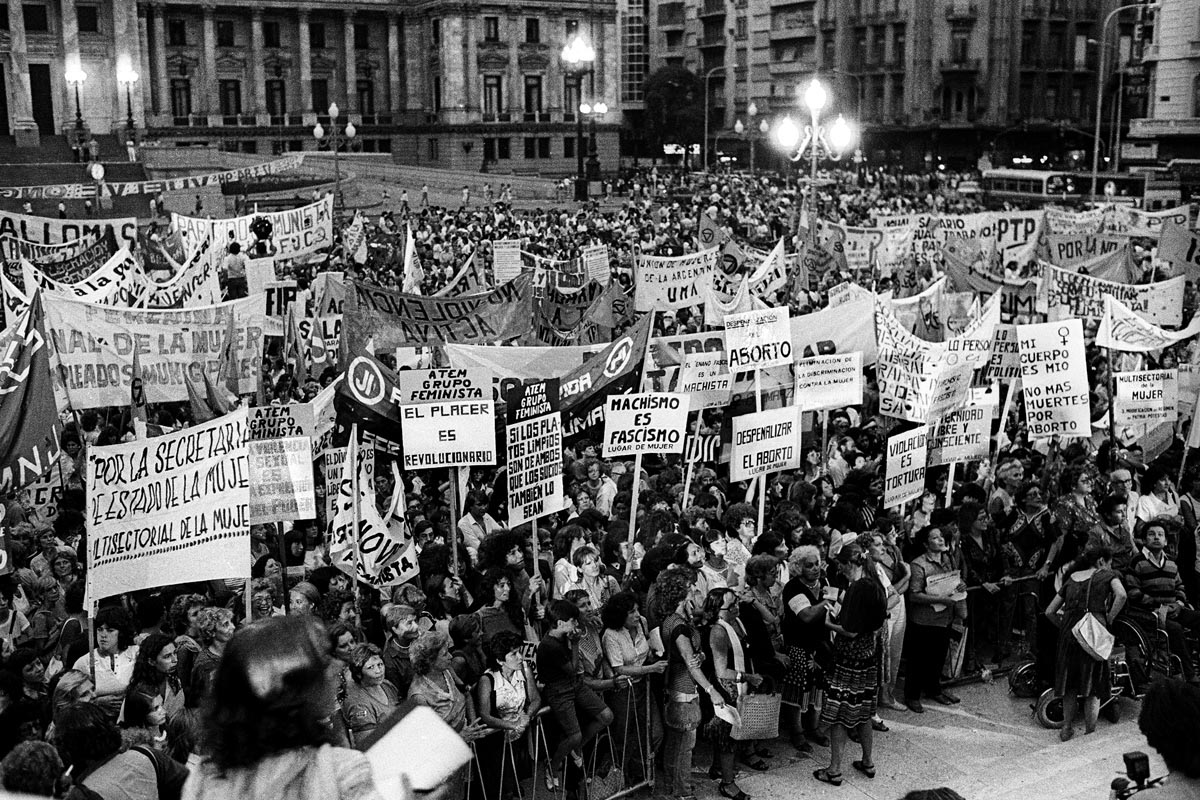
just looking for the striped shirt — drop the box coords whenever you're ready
[1124,548,1186,609]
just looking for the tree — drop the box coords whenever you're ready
[643,66,705,161]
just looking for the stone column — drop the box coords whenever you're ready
[7,0,39,145]
[138,5,152,118]
[250,9,266,114]
[150,3,169,115]
[506,13,520,115]
[547,17,562,114]
[387,13,402,114]
[61,0,81,121]
[342,10,356,112]
[464,16,477,113]
[298,10,313,113]
[201,4,218,115]
[113,0,144,128]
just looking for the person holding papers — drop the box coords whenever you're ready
[903,527,967,714]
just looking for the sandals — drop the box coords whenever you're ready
[743,757,768,772]
[813,768,843,786]
[872,719,889,732]
[719,782,751,800]
[852,760,876,779]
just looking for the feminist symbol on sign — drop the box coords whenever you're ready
[1056,326,1070,346]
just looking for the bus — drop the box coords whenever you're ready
[980,169,1151,207]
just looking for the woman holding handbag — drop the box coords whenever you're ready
[702,588,759,800]
[814,544,887,787]
[1044,545,1127,742]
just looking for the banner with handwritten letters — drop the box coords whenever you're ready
[1108,205,1191,238]
[927,386,998,467]
[884,425,929,509]
[1044,232,1127,270]
[1097,295,1200,353]
[247,437,316,524]
[827,281,875,309]
[0,210,138,248]
[984,325,1022,382]
[1045,205,1111,235]
[731,405,802,482]
[946,211,1046,265]
[44,294,266,409]
[394,368,497,469]
[677,351,733,410]
[0,154,303,201]
[878,214,942,263]
[582,245,611,285]
[144,238,222,308]
[602,393,691,457]
[345,273,533,353]
[1018,319,1091,439]
[724,307,792,371]
[23,248,148,308]
[172,195,333,260]
[817,221,885,272]
[491,240,523,285]
[1114,370,1178,426]
[1,232,95,263]
[633,247,719,311]
[1044,266,1183,326]
[505,379,565,528]
[794,353,863,412]
[85,408,250,604]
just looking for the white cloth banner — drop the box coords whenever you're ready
[1109,205,1191,238]
[582,245,611,285]
[1097,295,1200,353]
[1045,265,1184,325]
[492,240,523,285]
[23,248,148,308]
[85,408,249,604]
[144,237,222,308]
[0,210,137,247]
[248,436,316,523]
[1018,319,1091,438]
[633,247,719,311]
[45,294,266,409]
[171,196,334,260]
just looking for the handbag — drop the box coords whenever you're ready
[585,727,624,800]
[718,619,781,741]
[1070,574,1115,661]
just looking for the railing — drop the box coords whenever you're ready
[939,57,981,71]
[699,36,727,47]
[945,3,978,20]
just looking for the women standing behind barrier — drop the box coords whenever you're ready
[601,591,664,785]
[473,630,539,800]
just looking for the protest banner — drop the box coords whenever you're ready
[817,221,885,272]
[85,408,250,604]
[1045,205,1111,235]
[678,351,733,410]
[724,307,791,371]
[394,368,497,469]
[246,256,279,298]
[505,380,565,528]
[263,281,301,337]
[1109,205,1191,238]
[633,247,719,311]
[19,466,64,528]
[602,393,691,457]
[0,210,137,247]
[791,295,878,364]
[927,387,998,467]
[884,425,929,508]
[492,239,523,284]
[144,237,222,308]
[249,402,318,441]
[171,195,333,260]
[1,231,95,263]
[984,325,1022,381]
[0,295,63,493]
[44,293,266,409]
[582,245,611,285]
[444,342,600,403]
[22,232,117,285]
[1114,370,1178,426]
[344,273,533,352]
[827,281,874,309]
[794,353,863,411]
[926,361,978,421]
[1018,319,1091,438]
[23,248,149,308]
[699,271,760,327]
[1158,219,1200,280]
[1097,295,1200,352]
[730,405,802,482]
[1044,266,1183,326]
[248,436,316,523]
[1045,232,1126,269]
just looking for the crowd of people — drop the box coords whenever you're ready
[0,163,1198,800]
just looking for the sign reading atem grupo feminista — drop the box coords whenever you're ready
[506,379,564,528]
[731,405,802,482]
[602,393,691,457]
[724,307,792,371]
[396,368,497,469]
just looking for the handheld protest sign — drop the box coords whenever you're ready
[506,380,564,531]
[395,368,497,469]
[724,307,792,372]
[1017,319,1090,439]
[730,405,802,483]
[602,393,691,458]
[884,425,929,509]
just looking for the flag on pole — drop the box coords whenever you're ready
[131,348,147,438]
[343,211,368,265]
[402,225,424,294]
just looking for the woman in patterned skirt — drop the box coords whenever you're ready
[780,546,832,753]
[814,544,887,786]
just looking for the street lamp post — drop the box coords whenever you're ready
[117,65,138,140]
[746,102,757,174]
[65,67,86,162]
[561,35,596,202]
[580,101,608,182]
[313,102,356,228]
[1091,3,1159,199]
[702,65,728,172]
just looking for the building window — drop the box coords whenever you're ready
[1074,34,1088,69]
[893,27,905,64]
[524,76,543,117]
[432,77,442,111]
[219,79,242,115]
[77,5,99,33]
[168,18,187,45]
[483,75,503,118]
[564,76,580,120]
[484,138,495,160]
[564,136,576,158]
[566,19,578,37]
[951,30,968,62]
[1045,86,1058,117]
[311,78,329,112]
[1194,74,1200,116]
[309,22,326,49]
[871,28,885,64]
[484,17,500,41]
[354,22,369,49]
[822,37,835,65]
[431,19,441,47]
[524,137,540,159]
[264,20,281,48]
[621,12,646,103]
[170,79,192,118]
[525,18,540,43]
[22,5,48,32]
[497,138,511,159]
[428,138,439,160]
[891,78,904,116]
[357,80,374,114]
[266,79,287,116]
[217,20,235,47]
[735,16,746,37]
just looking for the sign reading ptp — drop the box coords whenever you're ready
[396,368,497,468]
[602,393,691,457]
[731,405,802,481]
[724,308,792,371]
[1018,319,1090,438]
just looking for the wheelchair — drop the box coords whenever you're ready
[1028,611,1190,729]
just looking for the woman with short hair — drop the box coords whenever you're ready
[71,606,139,719]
